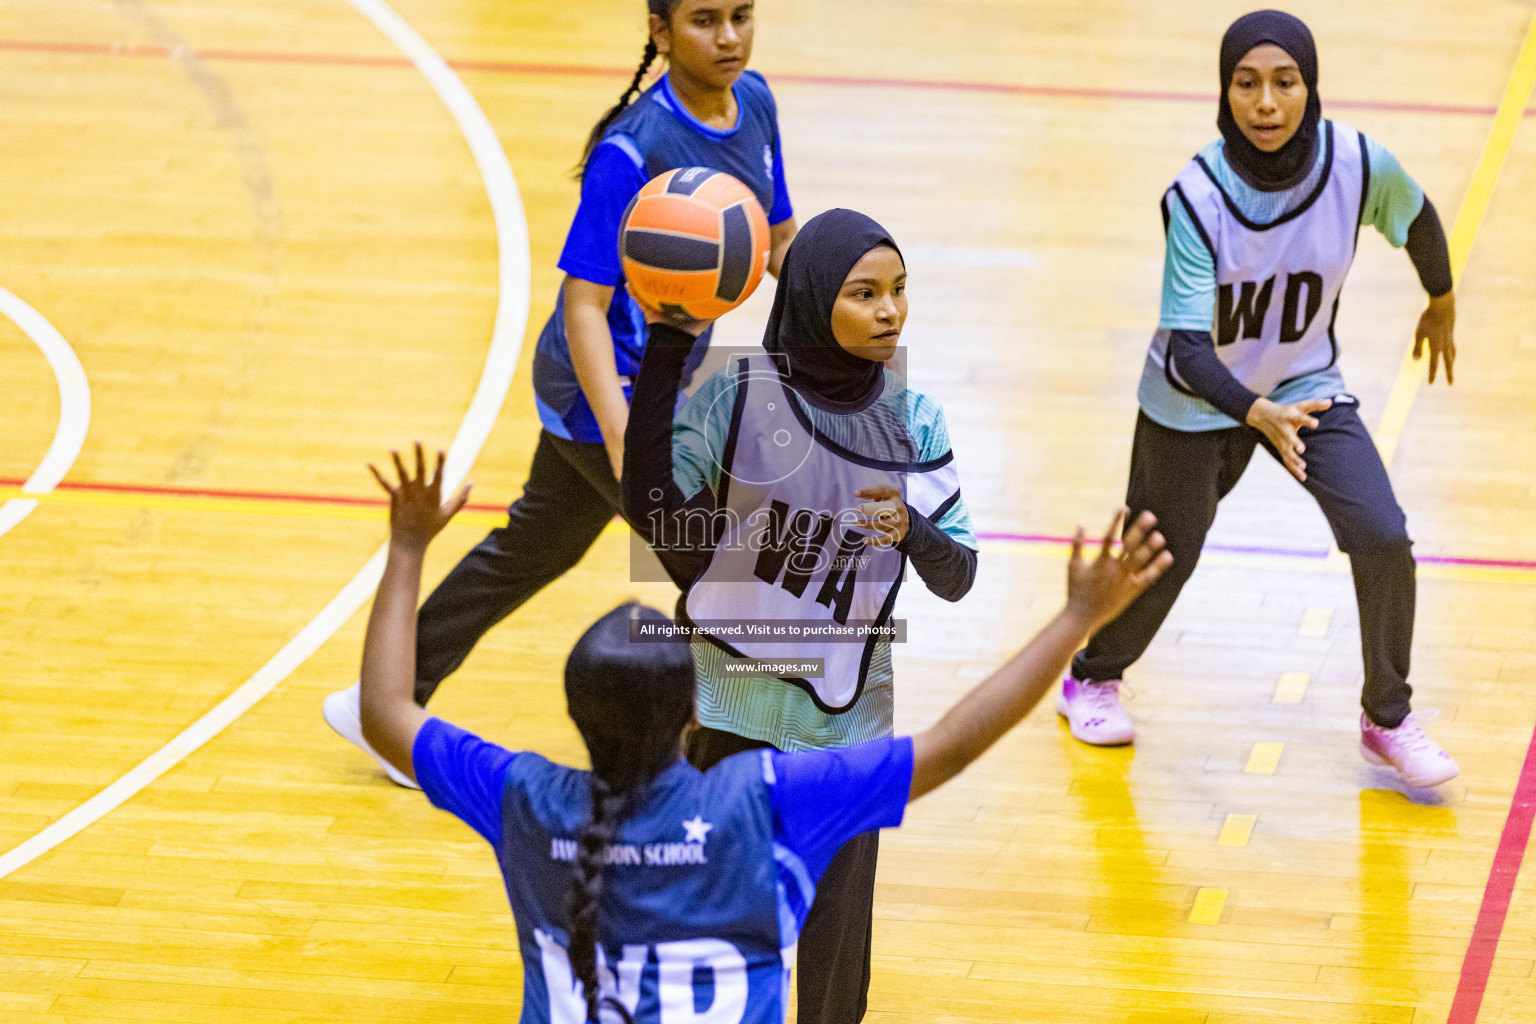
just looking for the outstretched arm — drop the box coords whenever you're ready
[359,443,473,783]
[909,510,1171,799]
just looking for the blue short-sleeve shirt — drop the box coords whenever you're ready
[414,717,910,888]
[533,71,794,444]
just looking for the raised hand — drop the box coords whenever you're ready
[1413,291,1456,386]
[1065,508,1172,633]
[1245,396,1332,482]
[628,286,714,338]
[368,442,472,552]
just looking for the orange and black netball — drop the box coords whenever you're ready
[620,167,770,322]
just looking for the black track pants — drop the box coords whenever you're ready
[1071,401,1416,728]
[413,429,632,704]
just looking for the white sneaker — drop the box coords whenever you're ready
[1360,710,1459,788]
[322,682,420,790]
[1056,676,1135,746]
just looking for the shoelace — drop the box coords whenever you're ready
[1083,681,1135,710]
[1383,709,1441,755]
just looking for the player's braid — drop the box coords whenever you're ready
[569,774,634,1023]
[576,1,677,177]
[561,601,695,1021]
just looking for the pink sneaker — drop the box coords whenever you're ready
[1056,677,1135,746]
[1360,710,1459,787]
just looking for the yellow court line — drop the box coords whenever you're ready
[1372,14,1536,466]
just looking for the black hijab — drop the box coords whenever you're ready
[763,209,901,406]
[1217,10,1322,191]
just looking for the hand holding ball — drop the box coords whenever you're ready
[621,167,771,326]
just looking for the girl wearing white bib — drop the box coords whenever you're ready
[623,209,978,1023]
[1058,10,1461,788]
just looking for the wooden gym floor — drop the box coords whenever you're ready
[2,1,1535,1021]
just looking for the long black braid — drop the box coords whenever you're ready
[563,602,695,1022]
[570,775,632,1023]
[576,1,681,177]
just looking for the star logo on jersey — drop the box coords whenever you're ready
[682,815,714,845]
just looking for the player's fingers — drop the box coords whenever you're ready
[1121,510,1155,552]
[1068,526,1086,569]
[413,441,426,484]
[1101,506,1127,555]
[855,485,899,501]
[1413,332,1425,359]
[1281,447,1304,480]
[1126,530,1166,573]
[445,482,473,517]
[390,448,407,485]
[1134,550,1175,586]
[1298,398,1332,414]
[1445,345,1456,385]
[367,463,393,495]
[432,449,447,489]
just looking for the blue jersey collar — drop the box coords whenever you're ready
[653,72,743,140]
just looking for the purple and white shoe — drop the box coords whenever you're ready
[1360,710,1459,787]
[1056,677,1135,746]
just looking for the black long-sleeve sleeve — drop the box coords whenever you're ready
[1167,328,1262,423]
[1405,196,1453,298]
[621,324,721,585]
[895,510,977,602]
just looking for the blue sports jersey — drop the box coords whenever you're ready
[414,719,910,1024]
[533,70,793,444]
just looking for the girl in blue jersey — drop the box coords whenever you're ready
[622,210,979,1022]
[1057,10,1460,788]
[325,0,797,787]
[356,443,1169,1024]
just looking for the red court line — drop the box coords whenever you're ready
[0,37,1515,117]
[1448,722,1536,1024]
[7,477,1534,571]
[0,476,507,516]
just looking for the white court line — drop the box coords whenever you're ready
[0,0,531,881]
[0,286,91,539]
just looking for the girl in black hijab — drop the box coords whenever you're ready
[1215,9,1323,191]
[1058,10,1461,789]
[760,208,890,405]
[622,208,979,1023]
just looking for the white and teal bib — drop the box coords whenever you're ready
[686,357,960,714]
[1151,120,1367,400]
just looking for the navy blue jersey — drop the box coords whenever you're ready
[533,70,793,444]
[414,719,910,1024]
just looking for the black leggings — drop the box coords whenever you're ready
[413,429,689,704]
[1072,401,1416,728]
[688,726,879,1024]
